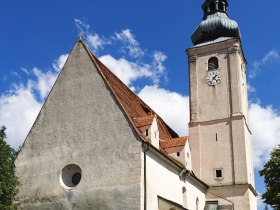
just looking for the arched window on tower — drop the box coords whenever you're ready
[208,57,219,70]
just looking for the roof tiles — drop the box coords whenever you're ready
[133,115,155,128]
[161,137,188,149]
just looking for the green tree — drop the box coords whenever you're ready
[0,126,20,210]
[259,145,280,209]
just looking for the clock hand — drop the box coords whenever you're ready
[213,75,217,81]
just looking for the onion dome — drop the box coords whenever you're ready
[191,0,241,45]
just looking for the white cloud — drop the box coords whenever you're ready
[249,49,280,78]
[74,18,90,33]
[257,194,266,210]
[32,68,58,99]
[0,84,42,149]
[153,51,167,74]
[99,53,167,87]
[152,51,168,84]
[53,54,69,72]
[262,50,279,63]
[138,85,189,137]
[247,83,256,93]
[87,34,109,51]
[74,19,111,52]
[20,67,31,75]
[73,20,167,83]
[99,55,152,87]
[0,55,64,149]
[115,29,138,46]
[115,29,144,58]
[249,103,280,169]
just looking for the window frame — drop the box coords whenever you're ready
[208,57,219,71]
[214,168,224,180]
[205,201,219,210]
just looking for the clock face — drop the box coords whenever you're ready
[207,70,221,86]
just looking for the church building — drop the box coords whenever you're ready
[15,0,257,209]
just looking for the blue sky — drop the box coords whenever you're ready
[0,1,279,209]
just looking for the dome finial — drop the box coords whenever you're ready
[191,0,241,45]
[202,0,228,20]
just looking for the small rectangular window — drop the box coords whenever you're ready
[145,129,149,136]
[215,169,223,179]
[205,201,218,210]
[218,2,224,11]
[177,152,180,157]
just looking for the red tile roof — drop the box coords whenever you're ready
[133,115,155,128]
[160,137,188,149]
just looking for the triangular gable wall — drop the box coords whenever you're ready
[16,39,142,209]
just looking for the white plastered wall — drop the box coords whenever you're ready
[144,150,206,210]
[150,116,160,149]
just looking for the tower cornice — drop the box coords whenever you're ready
[186,38,247,65]
[188,54,198,63]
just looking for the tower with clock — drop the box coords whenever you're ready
[187,0,257,209]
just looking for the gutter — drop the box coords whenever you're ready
[142,142,150,210]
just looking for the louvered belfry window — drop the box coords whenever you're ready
[210,2,216,11]
[208,57,219,70]
[218,2,224,11]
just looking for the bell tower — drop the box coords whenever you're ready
[187,0,257,209]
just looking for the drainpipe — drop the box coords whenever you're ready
[142,142,150,210]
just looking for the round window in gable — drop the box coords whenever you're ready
[60,164,82,189]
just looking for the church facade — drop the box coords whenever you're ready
[15,0,257,209]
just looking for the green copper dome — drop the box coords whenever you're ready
[191,0,241,45]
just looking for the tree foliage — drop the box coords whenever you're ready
[259,145,280,209]
[0,126,20,210]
